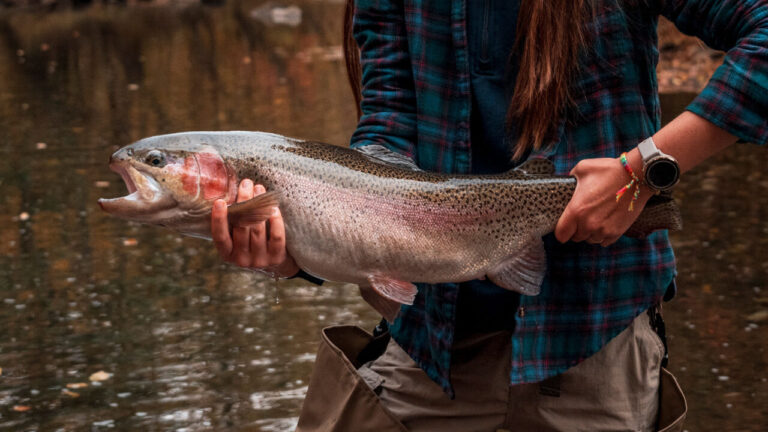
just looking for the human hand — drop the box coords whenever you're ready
[554,155,653,247]
[211,179,299,277]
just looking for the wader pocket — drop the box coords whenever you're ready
[657,367,687,432]
[295,326,408,432]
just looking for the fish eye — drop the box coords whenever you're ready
[145,151,166,168]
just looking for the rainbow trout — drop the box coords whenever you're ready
[98,132,681,320]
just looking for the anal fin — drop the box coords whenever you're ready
[488,239,547,296]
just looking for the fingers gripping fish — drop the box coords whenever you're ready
[98,132,682,321]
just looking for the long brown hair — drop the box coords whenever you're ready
[343,0,589,160]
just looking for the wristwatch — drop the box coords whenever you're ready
[637,137,680,193]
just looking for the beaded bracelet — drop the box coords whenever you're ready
[615,152,641,211]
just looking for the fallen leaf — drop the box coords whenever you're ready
[62,389,80,398]
[18,212,30,221]
[66,382,88,389]
[94,181,110,188]
[35,142,47,150]
[89,370,112,382]
[12,405,30,412]
[122,238,138,247]
[702,284,712,294]
[127,83,140,91]
[746,310,768,323]
[0,367,3,376]
[52,259,71,271]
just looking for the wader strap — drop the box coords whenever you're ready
[356,319,391,365]
[648,302,670,368]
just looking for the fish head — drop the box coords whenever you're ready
[98,136,238,228]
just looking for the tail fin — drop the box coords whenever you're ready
[625,195,683,238]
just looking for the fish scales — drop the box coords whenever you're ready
[98,131,680,319]
[219,134,571,285]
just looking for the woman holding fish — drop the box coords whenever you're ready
[211,0,767,430]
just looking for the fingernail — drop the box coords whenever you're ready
[214,200,226,211]
[271,207,280,216]
[242,179,253,188]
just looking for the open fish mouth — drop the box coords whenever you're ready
[113,163,138,195]
[98,163,176,218]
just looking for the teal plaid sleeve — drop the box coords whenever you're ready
[341,0,766,397]
[662,0,768,145]
[349,0,419,160]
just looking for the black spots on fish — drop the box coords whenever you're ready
[282,141,448,182]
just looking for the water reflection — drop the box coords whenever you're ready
[0,2,373,431]
[663,93,768,431]
[0,3,765,432]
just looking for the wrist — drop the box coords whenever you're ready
[624,149,654,197]
[283,267,301,279]
[614,150,653,211]
[634,136,682,193]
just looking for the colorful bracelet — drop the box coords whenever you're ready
[615,152,642,211]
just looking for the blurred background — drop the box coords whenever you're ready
[0,1,765,431]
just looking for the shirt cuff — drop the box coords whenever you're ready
[288,269,325,285]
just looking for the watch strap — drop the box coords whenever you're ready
[637,136,660,163]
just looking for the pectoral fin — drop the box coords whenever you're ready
[488,239,547,296]
[227,191,280,225]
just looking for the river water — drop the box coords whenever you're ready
[0,3,766,431]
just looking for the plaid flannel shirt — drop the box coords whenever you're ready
[349,0,768,396]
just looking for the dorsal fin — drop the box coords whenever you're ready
[514,158,555,176]
[355,145,422,171]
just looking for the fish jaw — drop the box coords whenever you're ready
[97,142,241,236]
[98,162,178,222]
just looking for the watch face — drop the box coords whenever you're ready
[647,158,679,190]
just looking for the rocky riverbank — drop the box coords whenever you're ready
[657,17,725,93]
